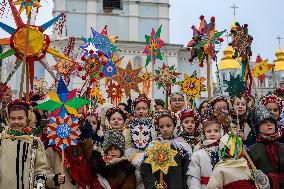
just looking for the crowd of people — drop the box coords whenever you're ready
[0,91,284,189]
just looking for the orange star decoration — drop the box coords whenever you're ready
[253,59,270,78]
[144,141,177,174]
[179,71,206,99]
[112,61,143,98]
[141,70,153,95]
[106,82,123,105]
[91,87,105,105]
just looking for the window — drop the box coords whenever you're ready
[103,0,122,10]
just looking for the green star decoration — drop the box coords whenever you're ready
[224,73,246,98]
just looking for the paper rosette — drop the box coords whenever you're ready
[144,141,177,174]
[155,63,180,90]
[47,114,80,150]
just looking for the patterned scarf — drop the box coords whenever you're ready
[202,140,220,168]
[180,131,200,148]
[256,132,280,169]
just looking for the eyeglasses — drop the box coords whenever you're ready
[171,98,184,103]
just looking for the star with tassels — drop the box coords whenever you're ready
[47,114,80,150]
[179,71,206,99]
[253,58,271,78]
[106,82,123,105]
[224,74,246,98]
[155,63,180,90]
[35,77,90,117]
[144,25,164,67]
[0,0,71,86]
[112,61,143,98]
[14,0,41,16]
[144,141,177,175]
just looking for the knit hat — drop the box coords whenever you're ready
[102,130,125,154]
[247,105,277,133]
[260,94,283,111]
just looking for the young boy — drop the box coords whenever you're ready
[248,105,284,188]
[141,110,192,189]
[187,119,222,189]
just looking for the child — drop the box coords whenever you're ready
[198,100,208,119]
[248,105,284,188]
[179,106,201,149]
[207,133,270,189]
[260,94,284,142]
[133,93,152,119]
[141,110,192,189]
[0,99,63,188]
[170,92,185,113]
[105,107,128,131]
[187,118,222,189]
[90,130,136,189]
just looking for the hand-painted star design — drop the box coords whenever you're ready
[224,73,246,98]
[179,71,206,99]
[0,0,71,86]
[112,61,143,98]
[14,0,41,16]
[35,77,90,117]
[144,141,177,174]
[47,114,80,150]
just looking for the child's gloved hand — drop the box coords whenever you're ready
[255,170,270,189]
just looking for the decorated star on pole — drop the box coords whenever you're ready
[179,71,206,99]
[144,141,177,175]
[144,25,164,67]
[155,63,180,90]
[47,114,80,150]
[112,61,143,98]
[187,15,225,67]
[14,0,41,16]
[0,0,71,86]
[35,77,90,117]
[224,73,246,98]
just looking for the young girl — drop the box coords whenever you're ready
[187,118,222,189]
[179,106,201,149]
[105,107,128,131]
[133,93,151,119]
[198,100,208,119]
[248,105,284,188]
[90,130,136,189]
[0,99,64,188]
[141,110,192,189]
[170,92,185,113]
[207,133,270,189]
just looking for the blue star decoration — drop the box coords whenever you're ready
[80,27,118,58]
[224,73,246,98]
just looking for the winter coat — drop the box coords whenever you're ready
[248,142,284,189]
[187,141,219,189]
[207,158,257,189]
[140,137,192,189]
[91,151,136,189]
[0,131,51,189]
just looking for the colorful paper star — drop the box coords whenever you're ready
[187,15,225,67]
[14,0,41,16]
[91,87,106,105]
[106,82,122,105]
[253,58,271,79]
[112,61,143,98]
[155,63,180,90]
[144,141,177,174]
[179,71,206,99]
[35,77,90,117]
[0,82,12,104]
[144,25,164,67]
[0,0,71,86]
[47,114,80,150]
[224,74,246,98]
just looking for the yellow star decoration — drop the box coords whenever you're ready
[144,141,177,174]
[253,59,269,78]
[179,71,206,99]
[91,87,106,104]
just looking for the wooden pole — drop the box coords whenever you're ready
[151,49,155,99]
[60,150,65,189]
[159,171,164,187]
[19,12,32,100]
[247,61,260,101]
[206,56,212,101]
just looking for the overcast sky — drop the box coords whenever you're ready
[1,0,284,64]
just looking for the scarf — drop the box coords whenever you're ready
[256,132,280,169]
[202,140,220,168]
[180,131,200,147]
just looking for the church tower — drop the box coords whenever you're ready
[273,48,284,86]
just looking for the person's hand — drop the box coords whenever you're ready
[57,174,65,185]
[236,129,244,139]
